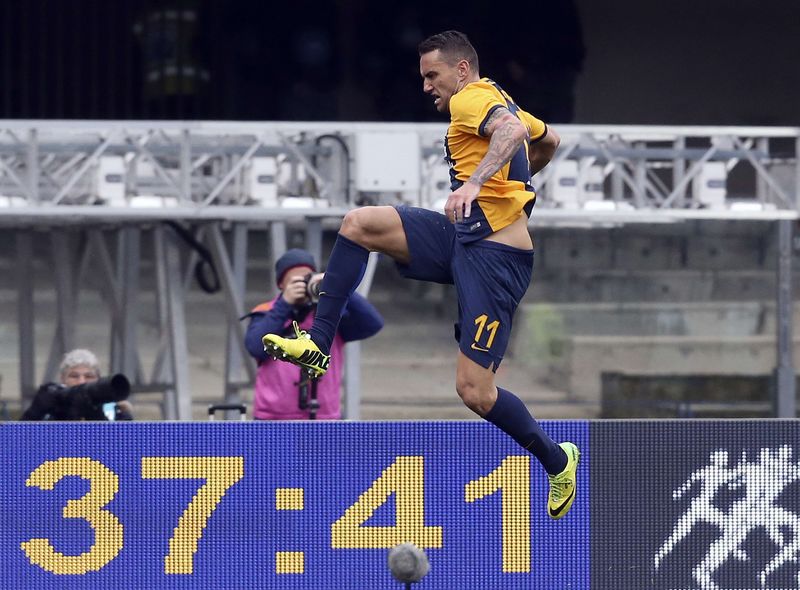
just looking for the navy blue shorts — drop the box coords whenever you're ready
[394,206,533,370]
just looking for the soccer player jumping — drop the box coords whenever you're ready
[264,30,579,519]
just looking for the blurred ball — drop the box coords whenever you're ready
[388,543,430,583]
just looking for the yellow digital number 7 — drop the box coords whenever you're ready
[141,456,244,574]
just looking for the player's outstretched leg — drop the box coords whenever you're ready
[483,387,580,519]
[263,321,330,377]
[309,233,369,354]
[263,230,370,372]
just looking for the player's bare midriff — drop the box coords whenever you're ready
[483,214,533,250]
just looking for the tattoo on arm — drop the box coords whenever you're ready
[468,108,525,187]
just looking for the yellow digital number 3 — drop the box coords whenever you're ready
[331,456,442,549]
[21,457,124,575]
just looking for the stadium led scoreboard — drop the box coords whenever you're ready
[5,420,800,588]
[1,422,589,589]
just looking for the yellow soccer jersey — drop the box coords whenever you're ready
[445,78,546,242]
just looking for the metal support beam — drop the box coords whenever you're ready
[633,141,647,207]
[117,227,141,382]
[672,136,686,207]
[150,225,207,384]
[180,128,192,202]
[88,230,125,373]
[16,231,35,402]
[52,132,116,204]
[795,135,800,210]
[756,137,769,203]
[343,252,380,420]
[27,128,39,202]
[150,225,178,391]
[662,146,719,207]
[223,223,251,417]
[155,225,193,420]
[270,221,287,290]
[45,230,77,381]
[201,139,263,206]
[775,218,796,417]
[305,217,323,267]
[206,223,256,383]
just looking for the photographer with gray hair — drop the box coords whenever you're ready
[20,348,133,421]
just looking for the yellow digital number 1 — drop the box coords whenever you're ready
[21,457,124,574]
[465,456,531,573]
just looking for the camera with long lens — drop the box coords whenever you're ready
[23,374,131,421]
[64,374,130,405]
[302,272,322,303]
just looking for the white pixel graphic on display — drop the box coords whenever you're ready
[655,446,800,589]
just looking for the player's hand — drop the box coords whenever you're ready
[281,275,310,305]
[444,182,480,223]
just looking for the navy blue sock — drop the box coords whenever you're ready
[310,234,369,354]
[485,388,567,474]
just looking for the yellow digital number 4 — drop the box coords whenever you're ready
[465,456,531,573]
[141,456,244,574]
[331,456,442,549]
[20,457,124,575]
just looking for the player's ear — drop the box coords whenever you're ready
[457,59,469,79]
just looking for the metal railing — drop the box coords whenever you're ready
[1,121,798,213]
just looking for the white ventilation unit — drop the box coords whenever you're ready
[95,156,126,205]
[353,132,420,192]
[582,164,605,202]
[246,157,278,207]
[0,196,27,207]
[128,195,179,208]
[693,162,727,209]
[549,160,580,208]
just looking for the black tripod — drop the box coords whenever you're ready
[297,368,320,419]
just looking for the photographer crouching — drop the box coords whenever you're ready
[20,349,133,421]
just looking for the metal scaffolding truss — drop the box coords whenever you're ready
[7,209,378,421]
[537,126,800,212]
[0,121,798,213]
[1,120,798,419]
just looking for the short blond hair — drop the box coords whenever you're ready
[59,349,101,380]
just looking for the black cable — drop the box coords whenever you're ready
[163,221,221,294]
[313,133,351,204]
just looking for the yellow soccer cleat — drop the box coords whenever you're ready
[262,321,330,378]
[547,441,580,520]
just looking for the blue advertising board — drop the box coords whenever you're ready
[1,421,589,589]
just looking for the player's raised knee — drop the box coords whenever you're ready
[340,207,376,243]
[455,379,494,416]
[340,206,400,249]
